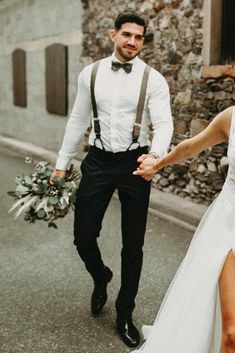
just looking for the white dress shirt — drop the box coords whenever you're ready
[55,54,173,170]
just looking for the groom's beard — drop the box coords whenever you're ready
[116,44,140,62]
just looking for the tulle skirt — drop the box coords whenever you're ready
[133,178,235,353]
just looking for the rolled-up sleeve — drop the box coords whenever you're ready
[148,72,173,158]
[55,67,92,170]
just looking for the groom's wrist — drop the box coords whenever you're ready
[148,152,160,174]
[148,152,159,160]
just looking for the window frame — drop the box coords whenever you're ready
[202,0,235,78]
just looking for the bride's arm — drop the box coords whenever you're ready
[134,106,233,178]
[154,106,233,172]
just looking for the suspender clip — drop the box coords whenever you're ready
[93,117,101,134]
[132,123,141,141]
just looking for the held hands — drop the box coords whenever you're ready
[133,154,160,181]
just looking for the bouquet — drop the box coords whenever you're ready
[8,158,80,228]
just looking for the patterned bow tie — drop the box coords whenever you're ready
[111,61,133,74]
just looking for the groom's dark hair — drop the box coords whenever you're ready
[114,11,147,35]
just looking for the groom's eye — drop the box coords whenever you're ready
[135,35,144,41]
[122,32,131,38]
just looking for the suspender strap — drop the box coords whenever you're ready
[132,65,151,142]
[90,61,150,149]
[90,60,101,136]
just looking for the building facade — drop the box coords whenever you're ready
[0,0,83,151]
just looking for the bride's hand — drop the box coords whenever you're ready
[133,155,160,181]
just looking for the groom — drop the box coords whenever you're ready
[52,11,173,347]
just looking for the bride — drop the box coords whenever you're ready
[133,106,235,353]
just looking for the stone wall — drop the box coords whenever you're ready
[0,0,83,152]
[80,0,235,204]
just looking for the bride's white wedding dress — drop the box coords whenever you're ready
[133,106,235,353]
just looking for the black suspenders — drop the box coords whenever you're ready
[90,60,151,150]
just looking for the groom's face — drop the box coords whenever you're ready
[110,22,145,62]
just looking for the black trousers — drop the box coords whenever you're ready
[74,145,151,318]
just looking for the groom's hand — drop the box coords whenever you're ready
[133,154,159,181]
[49,169,66,185]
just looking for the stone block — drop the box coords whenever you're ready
[140,0,153,12]
[174,89,192,105]
[207,161,217,172]
[175,120,187,134]
[186,52,203,65]
[190,119,209,137]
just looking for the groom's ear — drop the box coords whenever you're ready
[109,29,117,43]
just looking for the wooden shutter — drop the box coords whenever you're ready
[221,0,235,64]
[12,49,27,107]
[45,43,68,116]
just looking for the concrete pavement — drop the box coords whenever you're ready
[0,144,194,353]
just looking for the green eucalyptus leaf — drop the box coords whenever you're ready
[48,221,58,229]
[7,191,17,197]
[49,196,59,205]
[35,162,47,175]
[37,184,47,194]
[69,190,77,204]
[32,184,39,193]
[65,181,73,189]
[15,176,23,184]
[37,209,46,219]
[16,184,29,194]
[46,170,52,177]
[52,176,65,187]
[24,176,32,185]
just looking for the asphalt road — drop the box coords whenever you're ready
[0,145,193,353]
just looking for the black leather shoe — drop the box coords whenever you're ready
[91,267,113,316]
[116,316,140,347]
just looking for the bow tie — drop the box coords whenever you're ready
[111,61,133,74]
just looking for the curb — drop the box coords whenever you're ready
[0,135,207,231]
[148,189,206,232]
